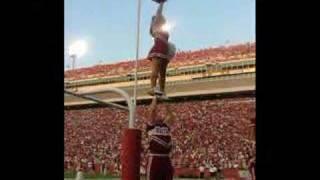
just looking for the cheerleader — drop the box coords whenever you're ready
[147,1,176,99]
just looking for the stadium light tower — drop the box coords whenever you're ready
[68,40,88,70]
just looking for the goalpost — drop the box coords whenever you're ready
[65,0,144,179]
[65,88,134,127]
[64,87,142,180]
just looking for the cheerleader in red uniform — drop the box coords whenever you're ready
[146,96,176,180]
[147,1,176,99]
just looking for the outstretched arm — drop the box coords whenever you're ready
[156,2,164,17]
[148,97,158,123]
[153,2,165,24]
[150,2,165,36]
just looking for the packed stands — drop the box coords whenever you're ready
[64,42,256,81]
[64,97,256,174]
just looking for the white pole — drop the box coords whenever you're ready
[71,55,78,91]
[134,0,142,105]
[71,55,76,70]
[64,87,135,128]
[133,0,142,121]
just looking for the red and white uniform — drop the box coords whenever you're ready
[147,11,175,61]
[148,21,170,61]
[146,121,174,180]
[148,33,170,60]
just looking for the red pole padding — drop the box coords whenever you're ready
[121,128,142,180]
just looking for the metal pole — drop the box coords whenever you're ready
[134,0,142,105]
[70,55,78,91]
[64,90,129,110]
[71,55,76,70]
[64,87,135,128]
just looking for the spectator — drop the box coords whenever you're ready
[199,165,205,178]
[209,165,218,180]
[65,42,256,80]
[64,97,256,174]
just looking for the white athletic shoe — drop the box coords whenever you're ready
[154,89,164,96]
[147,88,156,96]
[158,93,169,100]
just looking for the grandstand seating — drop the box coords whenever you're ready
[64,97,256,174]
[64,42,256,81]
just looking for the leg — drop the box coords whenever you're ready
[159,59,169,92]
[146,156,152,180]
[165,165,174,180]
[147,157,162,180]
[149,58,161,95]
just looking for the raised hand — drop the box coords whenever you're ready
[152,0,167,4]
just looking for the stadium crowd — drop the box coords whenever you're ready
[65,42,256,81]
[64,97,256,175]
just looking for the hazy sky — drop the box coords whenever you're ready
[65,0,255,69]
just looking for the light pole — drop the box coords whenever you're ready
[70,54,76,70]
[68,40,88,91]
[68,40,88,69]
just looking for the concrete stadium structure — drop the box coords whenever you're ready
[64,58,255,107]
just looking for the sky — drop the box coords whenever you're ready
[65,0,255,69]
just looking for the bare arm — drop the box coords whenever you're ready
[153,3,164,25]
[148,97,158,123]
[156,2,164,17]
[150,2,165,36]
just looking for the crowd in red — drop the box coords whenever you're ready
[64,97,256,175]
[65,42,256,81]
